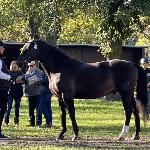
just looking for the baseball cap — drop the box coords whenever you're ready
[28,61,36,66]
[140,57,150,64]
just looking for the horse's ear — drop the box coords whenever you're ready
[29,36,33,41]
[29,34,39,41]
[34,35,39,40]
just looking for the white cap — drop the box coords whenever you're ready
[28,61,36,66]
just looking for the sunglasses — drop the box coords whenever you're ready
[13,66,18,69]
[28,65,35,67]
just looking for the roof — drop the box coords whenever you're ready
[122,45,149,48]
[3,41,25,46]
[3,41,100,48]
[3,41,149,49]
[58,44,100,48]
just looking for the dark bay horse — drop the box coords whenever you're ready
[18,39,148,141]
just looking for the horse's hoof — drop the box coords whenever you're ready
[118,137,125,141]
[72,135,79,141]
[56,135,64,142]
[133,135,140,140]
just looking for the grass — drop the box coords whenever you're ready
[1,96,150,149]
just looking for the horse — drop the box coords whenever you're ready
[17,39,148,141]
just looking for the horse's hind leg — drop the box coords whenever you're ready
[118,94,133,141]
[131,96,140,140]
[56,99,67,141]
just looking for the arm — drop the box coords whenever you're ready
[0,60,11,80]
[40,74,49,85]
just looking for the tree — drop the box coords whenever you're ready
[94,0,150,58]
[18,0,61,44]
[0,0,29,41]
[0,0,149,56]
[57,0,150,58]
[58,10,100,44]
[0,0,61,44]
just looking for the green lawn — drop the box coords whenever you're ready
[1,96,150,149]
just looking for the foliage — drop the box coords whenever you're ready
[0,0,29,41]
[0,0,61,44]
[58,0,150,58]
[93,0,150,57]
[58,10,100,44]
[0,0,150,57]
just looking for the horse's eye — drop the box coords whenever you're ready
[34,44,37,50]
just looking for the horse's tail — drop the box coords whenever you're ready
[135,64,149,123]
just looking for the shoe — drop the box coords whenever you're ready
[15,123,19,127]
[39,123,52,128]
[4,122,8,127]
[26,124,35,127]
[0,133,8,139]
[36,123,41,126]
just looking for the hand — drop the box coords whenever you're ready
[147,82,150,88]
[16,76,24,83]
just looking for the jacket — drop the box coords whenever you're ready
[24,68,44,96]
[9,70,23,98]
[0,58,11,89]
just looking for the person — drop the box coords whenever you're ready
[0,40,12,138]
[20,61,44,127]
[140,57,150,114]
[4,60,23,126]
[40,73,52,128]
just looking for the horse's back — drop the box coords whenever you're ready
[50,59,138,99]
[73,59,138,98]
[70,61,114,98]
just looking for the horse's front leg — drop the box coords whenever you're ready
[56,99,67,141]
[64,96,79,141]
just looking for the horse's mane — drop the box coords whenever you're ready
[38,40,81,63]
[37,40,82,70]
[38,40,71,60]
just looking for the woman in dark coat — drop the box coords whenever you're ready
[4,60,23,126]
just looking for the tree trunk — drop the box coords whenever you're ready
[45,2,61,45]
[109,41,122,59]
[28,17,39,40]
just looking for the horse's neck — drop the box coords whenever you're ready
[39,47,72,73]
[40,62,51,80]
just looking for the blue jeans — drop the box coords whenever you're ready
[0,89,8,133]
[4,95,21,124]
[40,90,52,124]
[28,95,42,125]
[146,89,150,113]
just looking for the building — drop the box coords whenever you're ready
[2,41,149,67]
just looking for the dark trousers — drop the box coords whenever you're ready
[40,90,52,124]
[28,95,42,125]
[0,89,8,133]
[4,95,21,124]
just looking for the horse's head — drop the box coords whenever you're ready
[18,39,40,68]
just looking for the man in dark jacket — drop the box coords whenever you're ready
[140,57,150,114]
[24,61,44,126]
[40,73,52,128]
[0,40,11,138]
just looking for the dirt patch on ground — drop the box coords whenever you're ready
[1,136,150,149]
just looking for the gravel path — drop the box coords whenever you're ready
[0,136,150,149]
